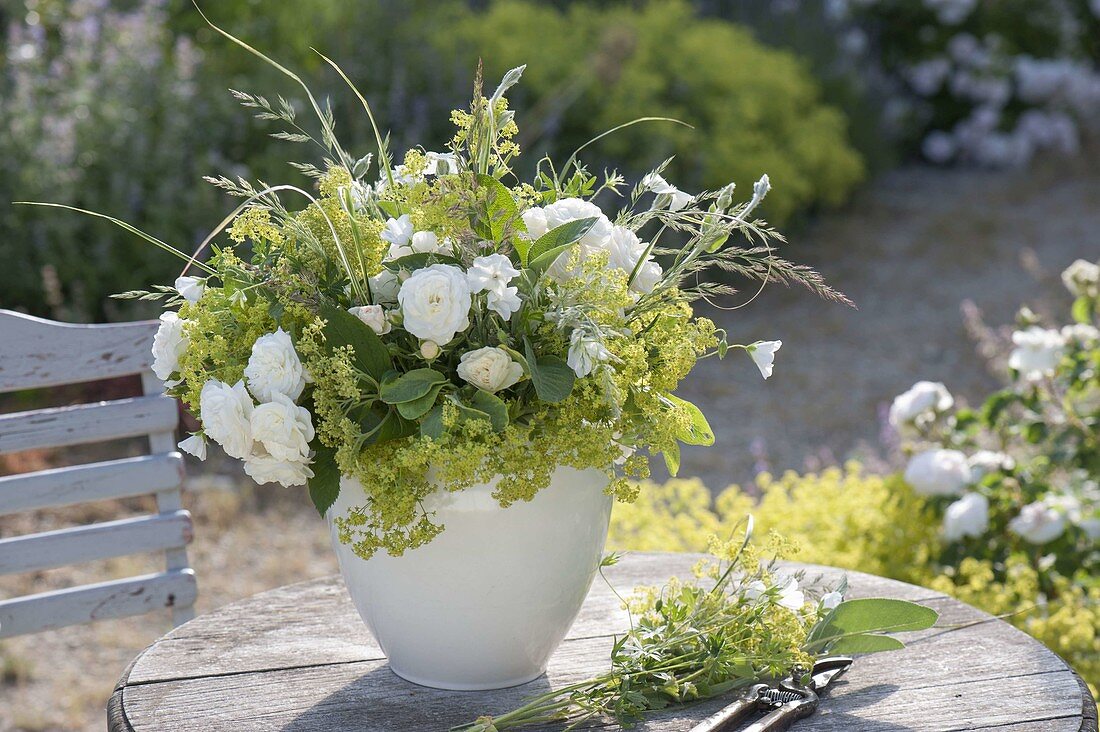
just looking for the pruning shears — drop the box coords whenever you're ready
[688,656,853,732]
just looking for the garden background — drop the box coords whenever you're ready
[1,0,1097,728]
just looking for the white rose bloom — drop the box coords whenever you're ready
[409,230,447,254]
[888,381,954,428]
[567,330,612,378]
[1009,501,1067,544]
[174,276,206,303]
[369,268,401,304]
[606,226,662,294]
[1062,323,1100,344]
[820,590,844,611]
[250,392,315,462]
[456,347,524,393]
[244,328,308,402]
[348,305,391,335]
[537,198,614,280]
[177,434,207,461]
[243,447,314,488]
[199,379,255,460]
[748,340,782,380]
[904,449,971,496]
[942,492,989,541]
[632,260,663,295]
[521,207,549,239]
[151,311,189,383]
[1061,258,1100,298]
[1008,326,1066,381]
[398,264,472,344]
[969,450,1013,481]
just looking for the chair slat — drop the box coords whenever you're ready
[0,453,185,515]
[0,569,197,638]
[0,395,179,455]
[0,510,193,575]
[0,311,157,392]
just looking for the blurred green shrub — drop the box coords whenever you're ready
[1,0,862,320]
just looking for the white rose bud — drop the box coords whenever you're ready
[1008,326,1065,381]
[1009,501,1067,544]
[199,379,254,460]
[244,328,308,402]
[174,276,206,303]
[151,311,188,383]
[942,492,989,541]
[904,449,971,496]
[348,305,391,335]
[420,340,441,360]
[456,347,524,393]
[249,392,315,462]
[398,264,472,345]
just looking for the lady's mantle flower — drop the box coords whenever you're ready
[348,305,392,335]
[244,328,309,402]
[151,311,188,384]
[641,172,692,211]
[199,379,254,460]
[250,392,315,463]
[567,330,612,378]
[747,340,782,380]
[1061,259,1099,298]
[398,264,472,345]
[174,276,205,303]
[177,434,207,461]
[904,449,970,496]
[1008,326,1065,381]
[1009,501,1067,544]
[942,492,989,541]
[456,347,524,393]
[467,254,522,319]
[889,381,954,430]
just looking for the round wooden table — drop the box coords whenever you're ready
[108,553,1097,731]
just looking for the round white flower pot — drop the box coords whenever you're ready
[327,466,612,690]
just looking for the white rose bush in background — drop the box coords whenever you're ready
[51,41,849,562]
[890,258,1099,596]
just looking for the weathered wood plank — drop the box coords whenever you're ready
[0,509,192,575]
[0,310,157,392]
[0,395,178,454]
[0,569,196,638]
[0,453,185,515]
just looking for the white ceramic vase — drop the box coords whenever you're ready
[327,465,612,690]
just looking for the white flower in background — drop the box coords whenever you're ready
[381,215,414,249]
[921,131,957,164]
[423,151,458,176]
[243,447,313,488]
[420,340,441,360]
[244,328,308,402]
[1008,326,1066,381]
[151,311,188,383]
[456,347,524,393]
[925,0,977,24]
[906,58,951,97]
[1009,501,1067,544]
[348,305,392,335]
[942,492,989,541]
[567,330,612,378]
[174,276,205,303]
[369,268,401,304]
[398,264,472,345]
[177,434,207,461]
[968,450,1013,481]
[747,340,782,380]
[1062,323,1100,345]
[199,379,254,460]
[889,380,954,429]
[641,172,692,211]
[775,575,806,610]
[1061,259,1100,298]
[904,449,970,496]
[820,590,844,611]
[249,392,315,462]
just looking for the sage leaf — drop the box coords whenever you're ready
[825,634,906,654]
[320,303,391,381]
[525,217,597,268]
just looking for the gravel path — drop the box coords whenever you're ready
[670,155,1100,490]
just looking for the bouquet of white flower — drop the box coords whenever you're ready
[25,21,846,563]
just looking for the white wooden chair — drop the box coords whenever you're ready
[0,310,197,636]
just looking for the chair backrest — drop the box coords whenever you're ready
[0,310,196,636]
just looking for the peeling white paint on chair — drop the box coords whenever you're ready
[0,310,197,637]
